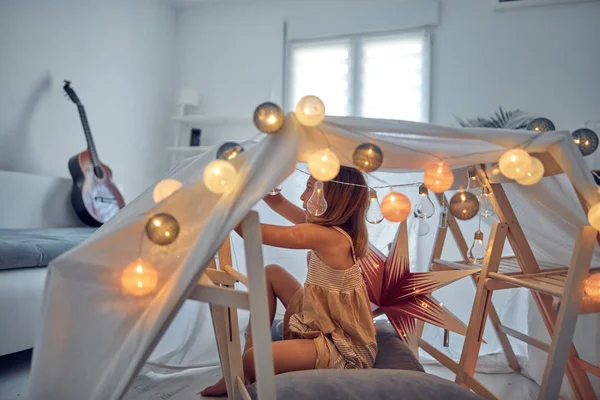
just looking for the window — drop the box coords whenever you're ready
[286,31,430,122]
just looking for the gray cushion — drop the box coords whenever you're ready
[247,369,483,400]
[0,228,95,271]
[373,323,424,372]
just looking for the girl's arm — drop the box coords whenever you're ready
[263,193,305,225]
[235,223,337,252]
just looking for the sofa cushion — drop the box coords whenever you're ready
[247,369,483,400]
[373,323,424,372]
[0,228,95,271]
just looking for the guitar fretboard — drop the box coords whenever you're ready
[76,104,101,169]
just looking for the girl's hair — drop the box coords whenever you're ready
[308,166,369,258]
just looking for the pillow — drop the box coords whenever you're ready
[247,369,484,400]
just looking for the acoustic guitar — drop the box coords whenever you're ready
[64,80,125,227]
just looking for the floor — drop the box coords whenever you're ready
[0,350,542,400]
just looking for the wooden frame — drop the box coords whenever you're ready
[422,164,600,400]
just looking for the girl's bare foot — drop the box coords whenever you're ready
[200,378,227,397]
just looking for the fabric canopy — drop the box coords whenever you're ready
[27,114,600,400]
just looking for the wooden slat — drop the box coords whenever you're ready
[487,272,564,297]
[223,265,249,287]
[539,226,597,399]
[237,376,252,400]
[218,234,233,270]
[189,283,250,310]
[204,268,237,286]
[499,324,550,352]
[573,358,600,378]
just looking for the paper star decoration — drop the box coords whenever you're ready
[360,221,479,344]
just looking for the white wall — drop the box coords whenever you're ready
[174,0,600,165]
[0,0,176,201]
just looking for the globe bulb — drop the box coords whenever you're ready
[353,143,383,173]
[587,203,600,231]
[121,258,158,297]
[216,142,244,160]
[153,179,182,203]
[145,213,180,246]
[449,191,479,221]
[203,160,238,194]
[477,186,495,218]
[439,205,448,229]
[572,128,599,157]
[253,102,284,134]
[423,163,454,193]
[269,183,283,196]
[413,218,430,237]
[499,149,532,180]
[366,189,384,224]
[516,156,545,186]
[381,191,411,222]
[295,95,326,127]
[414,184,435,219]
[527,118,555,133]
[307,148,340,182]
[307,181,327,217]
[468,230,486,264]
[584,273,600,298]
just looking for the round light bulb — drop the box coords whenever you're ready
[526,118,555,133]
[572,128,599,157]
[352,143,383,173]
[145,213,180,245]
[153,179,183,203]
[203,160,238,194]
[584,273,600,298]
[423,163,454,193]
[121,258,158,296]
[307,148,340,182]
[216,142,244,160]
[499,149,532,180]
[381,191,411,222]
[449,191,479,220]
[587,203,600,231]
[253,102,284,134]
[516,156,545,186]
[295,95,326,127]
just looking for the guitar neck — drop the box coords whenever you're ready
[76,105,101,168]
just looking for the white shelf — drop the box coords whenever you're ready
[167,146,213,154]
[171,115,252,125]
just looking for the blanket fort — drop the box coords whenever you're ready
[27,99,600,400]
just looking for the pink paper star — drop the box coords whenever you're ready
[360,221,479,343]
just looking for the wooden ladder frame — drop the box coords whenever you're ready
[188,211,276,400]
[424,164,599,400]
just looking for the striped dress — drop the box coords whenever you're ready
[283,227,377,369]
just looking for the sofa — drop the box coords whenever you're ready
[0,171,95,356]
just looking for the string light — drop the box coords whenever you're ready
[269,183,283,196]
[414,184,435,219]
[145,213,180,246]
[295,95,326,127]
[381,191,411,222]
[353,143,383,173]
[121,258,158,296]
[216,142,244,160]
[413,218,431,236]
[307,148,340,182]
[477,186,495,218]
[307,181,327,216]
[584,273,600,298]
[526,118,555,133]
[423,163,454,193]
[253,102,284,134]
[153,179,182,203]
[468,230,486,264]
[516,156,545,186]
[366,189,384,224]
[572,128,599,157]
[499,149,532,180]
[203,160,238,194]
[449,191,479,220]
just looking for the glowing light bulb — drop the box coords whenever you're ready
[352,143,383,173]
[145,213,180,246]
[216,142,244,160]
[466,167,479,193]
[527,118,555,133]
[253,102,284,134]
[414,184,435,219]
[449,191,479,221]
[381,191,411,222]
[468,230,486,264]
[153,179,183,203]
[588,203,600,231]
[307,181,327,217]
[203,160,238,194]
[584,273,600,298]
[366,189,384,224]
[413,218,430,236]
[121,258,158,296]
[572,128,599,157]
[499,149,532,180]
[477,186,495,218]
[307,148,340,182]
[516,156,545,186]
[295,95,326,127]
[423,163,454,193]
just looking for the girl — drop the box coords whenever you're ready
[201,166,377,397]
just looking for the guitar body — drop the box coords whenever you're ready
[68,150,125,227]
